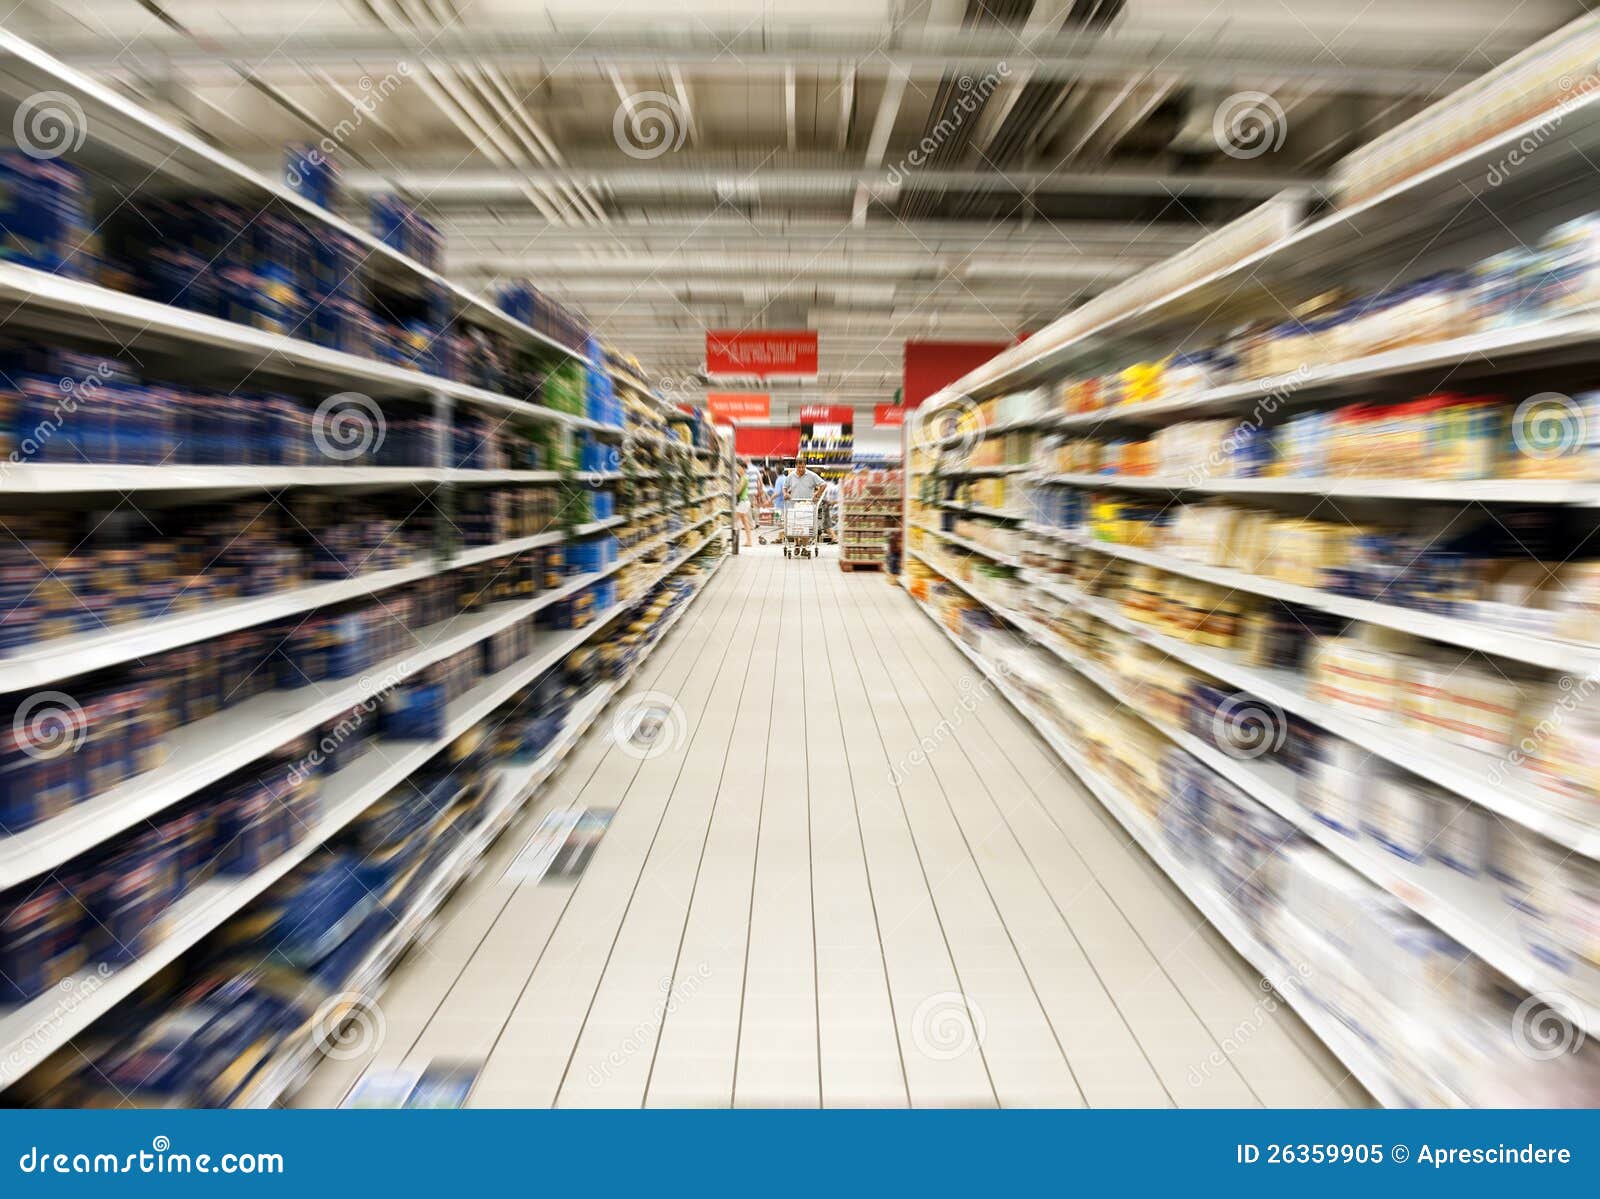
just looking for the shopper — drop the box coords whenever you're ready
[770,466,787,518]
[786,459,825,503]
[734,462,755,547]
[820,477,841,541]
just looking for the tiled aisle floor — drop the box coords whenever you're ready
[295,544,1367,1108]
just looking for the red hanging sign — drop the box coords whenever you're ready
[706,392,770,422]
[799,404,853,425]
[706,330,819,377]
[874,405,905,426]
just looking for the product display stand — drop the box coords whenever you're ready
[0,28,730,1105]
[837,469,902,572]
[899,30,1600,1108]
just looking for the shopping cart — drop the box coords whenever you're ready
[784,500,818,558]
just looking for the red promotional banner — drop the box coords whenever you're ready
[903,340,1010,407]
[874,405,905,427]
[706,330,819,377]
[733,426,800,457]
[706,392,770,422]
[799,404,853,425]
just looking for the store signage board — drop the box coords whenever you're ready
[706,330,819,376]
[706,392,771,421]
[800,404,853,425]
[875,405,905,426]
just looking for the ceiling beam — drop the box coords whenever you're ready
[32,25,1522,92]
[342,162,1311,198]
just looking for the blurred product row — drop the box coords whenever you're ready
[910,562,1599,1107]
[4,555,721,1107]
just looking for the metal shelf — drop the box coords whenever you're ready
[0,28,598,370]
[1033,471,1600,505]
[236,551,727,1107]
[907,594,1424,1108]
[929,84,1600,403]
[1058,533,1600,674]
[0,536,726,1090]
[0,262,599,431]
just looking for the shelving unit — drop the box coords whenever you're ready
[236,549,727,1108]
[0,532,725,1091]
[836,469,901,572]
[0,27,731,1104]
[898,46,1600,1109]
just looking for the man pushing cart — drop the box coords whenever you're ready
[780,460,827,560]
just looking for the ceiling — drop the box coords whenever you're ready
[11,0,1590,420]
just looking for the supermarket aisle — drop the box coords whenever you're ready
[296,548,1365,1108]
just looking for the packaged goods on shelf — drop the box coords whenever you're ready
[1046,208,1600,430]
[283,142,340,210]
[1001,637,1600,1105]
[1331,16,1600,207]
[2,161,598,403]
[982,199,1299,391]
[1059,491,1600,643]
[495,282,589,356]
[838,469,902,568]
[370,194,443,271]
[0,153,97,278]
